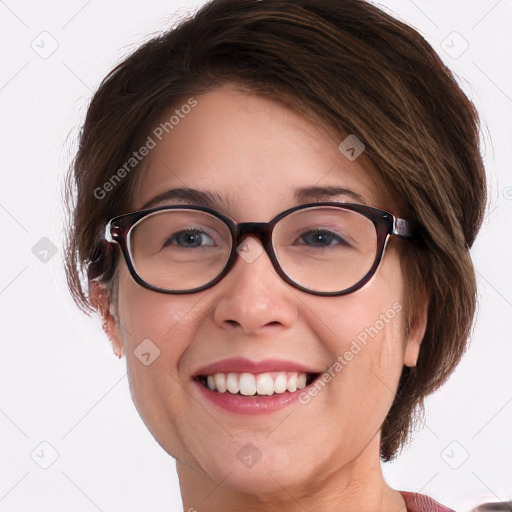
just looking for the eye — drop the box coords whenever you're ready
[164,229,215,248]
[297,229,348,247]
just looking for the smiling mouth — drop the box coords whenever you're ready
[196,371,320,396]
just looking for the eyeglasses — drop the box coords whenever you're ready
[104,202,419,296]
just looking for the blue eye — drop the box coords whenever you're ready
[165,229,215,248]
[299,230,347,247]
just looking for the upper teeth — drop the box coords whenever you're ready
[204,372,308,396]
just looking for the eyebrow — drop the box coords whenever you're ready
[140,185,367,210]
[294,185,367,204]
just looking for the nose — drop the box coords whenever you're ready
[212,237,298,335]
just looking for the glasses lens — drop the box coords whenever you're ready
[128,210,232,291]
[272,206,378,293]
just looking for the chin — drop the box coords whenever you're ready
[216,462,302,497]
[198,442,312,496]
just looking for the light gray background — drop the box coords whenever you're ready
[0,1,511,510]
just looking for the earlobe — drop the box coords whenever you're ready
[403,291,428,368]
[89,280,125,359]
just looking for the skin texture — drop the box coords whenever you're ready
[91,83,428,511]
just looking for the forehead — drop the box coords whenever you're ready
[133,83,388,218]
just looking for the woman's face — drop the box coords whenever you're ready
[102,83,425,498]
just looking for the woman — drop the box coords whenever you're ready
[64,0,487,510]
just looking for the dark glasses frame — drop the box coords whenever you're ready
[104,202,420,296]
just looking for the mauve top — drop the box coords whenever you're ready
[400,491,456,512]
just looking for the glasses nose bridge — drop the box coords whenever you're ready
[235,221,274,252]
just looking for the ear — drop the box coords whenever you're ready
[89,280,125,359]
[403,288,428,368]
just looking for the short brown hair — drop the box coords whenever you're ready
[64,0,487,461]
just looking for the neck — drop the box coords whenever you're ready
[177,434,406,512]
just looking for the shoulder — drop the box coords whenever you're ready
[399,491,456,512]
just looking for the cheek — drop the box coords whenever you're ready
[117,268,205,354]
[304,268,405,360]
[312,309,406,455]
[302,252,406,415]
[114,271,206,445]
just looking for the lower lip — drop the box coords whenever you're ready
[194,379,313,415]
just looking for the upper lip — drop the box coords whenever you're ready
[193,357,321,377]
